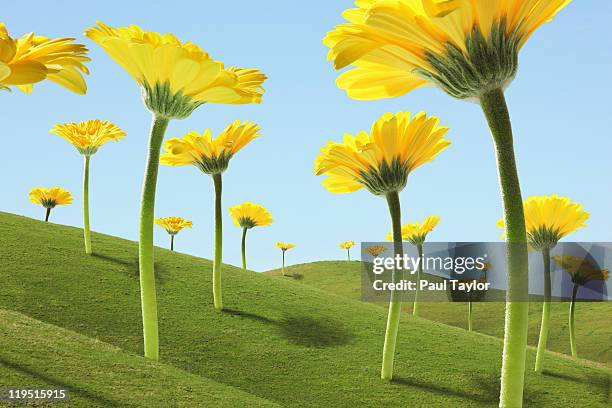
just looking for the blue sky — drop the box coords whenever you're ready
[4,1,611,271]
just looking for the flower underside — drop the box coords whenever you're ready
[238,217,257,229]
[416,19,520,100]
[528,226,562,251]
[358,158,409,196]
[194,151,232,175]
[40,199,57,209]
[142,81,205,119]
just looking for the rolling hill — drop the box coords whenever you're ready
[0,212,609,407]
[265,261,611,366]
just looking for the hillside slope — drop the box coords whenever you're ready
[265,261,611,365]
[0,212,609,407]
[0,309,279,407]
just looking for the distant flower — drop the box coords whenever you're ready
[366,245,386,258]
[340,240,355,261]
[86,21,267,358]
[315,112,449,195]
[276,242,295,277]
[29,187,72,222]
[386,215,440,245]
[155,217,192,251]
[553,255,609,358]
[229,202,273,269]
[498,195,588,251]
[50,120,126,155]
[0,22,89,94]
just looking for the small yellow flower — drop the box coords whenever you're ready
[85,22,266,118]
[497,195,588,249]
[155,217,193,235]
[386,215,440,245]
[552,256,609,287]
[366,245,386,257]
[50,120,126,155]
[276,242,295,251]
[229,202,273,229]
[160,120,261,175]
[29,187,73,208]
[324,0,572,100]
[340,240,355,250]
[314,112,449,195]
[0,22,89,94]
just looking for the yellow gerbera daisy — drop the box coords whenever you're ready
[155,217,193,252]
[366,245,386,257]
[85,21,267,118]
[29,187,73,222]
[324,0,572,100]
[50,120,126,155]
[276,242,295,251]
[386,215,440,245]
[314,112,450,195]
[552,256,609,287]
[497,195,588,250]
[0,22,89,94]
[160,120,260,175]
[229,202,273,229]
[340,240,355,250]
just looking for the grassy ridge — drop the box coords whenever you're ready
[265,261,611,365]
[0,309,279,407]
[0,212,610,407]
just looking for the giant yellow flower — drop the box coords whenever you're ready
[386,215,440,244]
[324,0,572,100]
[0,22,89,94]
[229,202,273,229]
[85,21,266,118]
[50,119,126,155]
[160,120,260,174]
[314,112,449,195]
[497,195,588,250]
[29,187,73,222]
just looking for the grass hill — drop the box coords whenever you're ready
[0,212,610,407]
[0,309,279,407]
[265,261,611,366]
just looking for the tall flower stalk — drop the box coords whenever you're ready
[229,202,273,270]
[276,242,296,276]
[386,216,440,317]
[340,240,355,261]
[155,217,193,251]
[160,122,262,310]
[498,195,588,372]
[314,112,450,380]
[86,21,266,360]
[29,187,72,221]
[50,120,126,254]
[0,22,89,94]
[324,2,572,404]
[552,256,609,358]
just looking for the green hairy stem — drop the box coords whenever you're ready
[138,115,169,361]
[479,88,529,408]
[241,227,248,270]
[413,243,423,316]
[381,190,403,380]
[212,173,223,310]
[83,155,92,254]
[569,284,579,357]
[534,247,551,372]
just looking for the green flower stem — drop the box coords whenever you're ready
[413,243,423,317]
[83,155,92,255]
[479,88,529,408]
[468,299,473,332]
[281,251,286,276]
[170,235,174,252]
[212,173,223,311]
[569,283,579,357]
[381,190,403,380]
[534,247,551,372]
[44,208,51,222]
[241,227,248,270]
[138,114,169,361]
[347,248,351,261]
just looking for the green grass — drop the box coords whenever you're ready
[0,308,279,407]
[265,261,612,366]
[0,212,610,407]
